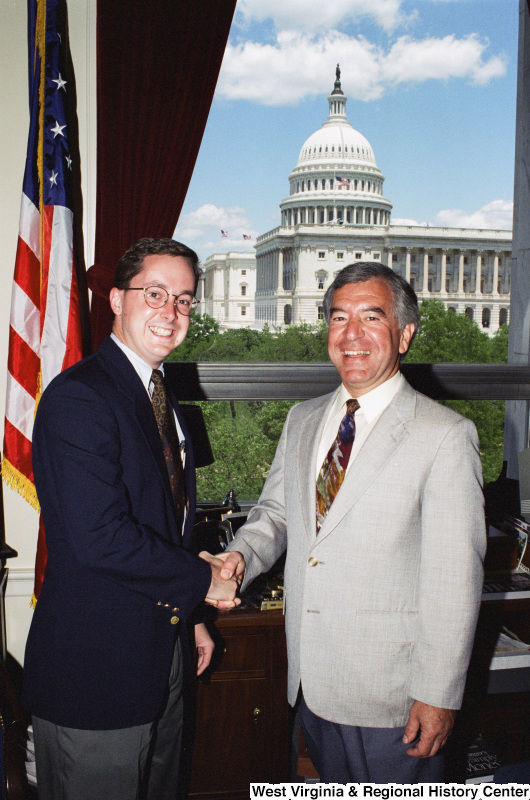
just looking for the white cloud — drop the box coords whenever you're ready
[392,217,429,226]
[382,34,507,87]
[433,199,513,230]
[236,0,409,34]
[174,204,257,259]
[218,31,507,105]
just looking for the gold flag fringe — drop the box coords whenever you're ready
[1,457,40,512]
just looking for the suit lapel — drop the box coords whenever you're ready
[97,338,176,520]
[297,391,338,542]
[314,381,417,543]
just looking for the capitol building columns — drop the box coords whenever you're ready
[475,253,483,297]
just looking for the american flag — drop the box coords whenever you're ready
[2,0,85,595]
[336,176,350,187]
[221,229,228,237]
[243,234,251,240]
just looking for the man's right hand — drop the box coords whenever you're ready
[215,551,246,583]
[199,551,242,609]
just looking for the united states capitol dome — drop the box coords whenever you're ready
[280,65,392,229]
[296,66,377,168]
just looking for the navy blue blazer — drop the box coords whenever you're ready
[22,336,211,730]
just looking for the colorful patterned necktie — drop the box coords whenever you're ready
[151,369,186,532]
[316,398,360,532]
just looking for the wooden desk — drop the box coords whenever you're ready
[187,608,289,800]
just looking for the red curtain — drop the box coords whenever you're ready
[88,0,236,349]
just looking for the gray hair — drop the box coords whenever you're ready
[322,262,420,333]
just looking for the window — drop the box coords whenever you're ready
[373,253,380,260]
[317,276,324,289]
[392,253,399,263]
[284,304,292,324]
[241,285,247,296]
[482,308,491,328]
[337,252,344,260]
[428,255,434,264]
[318,251,326,260]
[499,308,508,326]
[241,306,246,316]
[317,306,324,320]
[411,255,416,264]
[355,252,362,260]
[465,307,474,321]
[241,270,246,275]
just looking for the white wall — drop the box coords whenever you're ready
[0,0,97,665]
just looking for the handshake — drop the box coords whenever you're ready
[199,550,246,609]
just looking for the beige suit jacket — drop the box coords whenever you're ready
[227,378,486,727]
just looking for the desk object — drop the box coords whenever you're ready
[187,609,289,800]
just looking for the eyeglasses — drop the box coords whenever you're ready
[124,286,198,316]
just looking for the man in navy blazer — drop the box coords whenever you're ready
[22,238,239,800]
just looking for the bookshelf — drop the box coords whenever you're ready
[452,515,530,783]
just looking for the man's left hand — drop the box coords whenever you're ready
[195,622,215,676]
[402,701,456,758]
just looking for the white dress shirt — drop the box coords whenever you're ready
[315,371,404,480]
[110,333,186,463]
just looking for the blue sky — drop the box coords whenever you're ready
[174,0,518,263]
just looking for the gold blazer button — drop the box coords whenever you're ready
[170,616,180,625]
[308,557,318,567]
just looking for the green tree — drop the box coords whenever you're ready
[489,323,509,364]
[167,313,219,361]
[194,400,295,502]
[408,300,492,363]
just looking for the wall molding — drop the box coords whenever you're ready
[5,568,34,598]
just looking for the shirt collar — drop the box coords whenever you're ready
[111,332,164,393]
[336,371,404,424]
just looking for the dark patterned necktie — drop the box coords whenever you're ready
[316,398,360,533]
[151,369,186,532]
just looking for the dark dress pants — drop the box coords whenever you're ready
[299,694,446,784]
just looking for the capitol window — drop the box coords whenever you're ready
[317,306,324,320]
[318,251,326,259]
[373,253,380,260]
[241,306,246,316]
[317,276,325,289]
[355,252,362,259]
[337,252,344,259]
